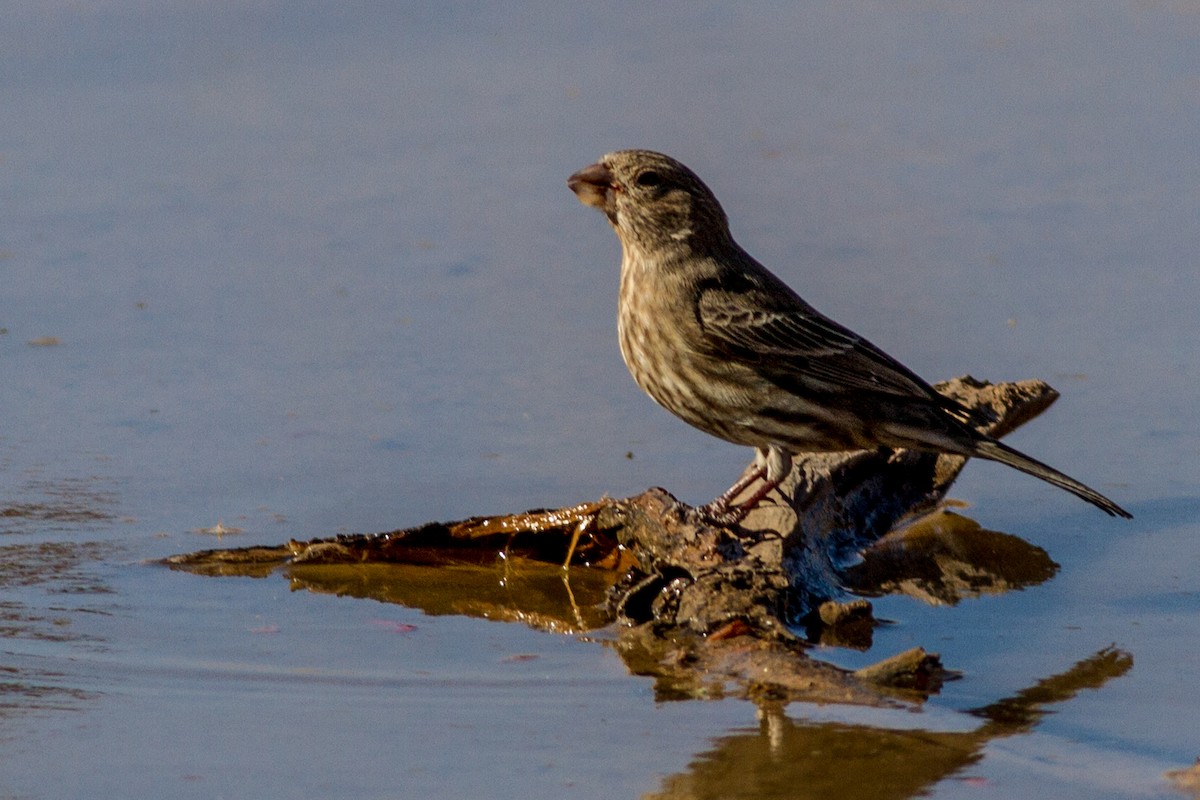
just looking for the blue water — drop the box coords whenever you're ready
[2,4,1197,798]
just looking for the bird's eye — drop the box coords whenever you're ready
[635,170,663,188]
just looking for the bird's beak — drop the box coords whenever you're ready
[567,162,615,211]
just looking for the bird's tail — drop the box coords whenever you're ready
[973,439,1132,518]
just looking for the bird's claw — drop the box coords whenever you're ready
[690,499,749,528]
[666,499,742,527]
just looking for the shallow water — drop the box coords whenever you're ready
[2,3,1198,798]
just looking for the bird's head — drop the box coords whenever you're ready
[568,150,731,255]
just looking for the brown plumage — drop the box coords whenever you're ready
[567,149,1130,522]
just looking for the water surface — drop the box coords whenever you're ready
[2,3,1198,798]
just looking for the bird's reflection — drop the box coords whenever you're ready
[644,647,1132,800]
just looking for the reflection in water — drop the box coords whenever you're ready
[844,510,1059,605]
[2,0,1195,795]
[284,560,618,634]
[1168,761,1200,799]
[166,510,1123,734]
[169,507,1081,709]
[645,648,1132,800]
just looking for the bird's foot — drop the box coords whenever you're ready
[667,499,744,527]
[695,472,785,528]
[691,498,751,528]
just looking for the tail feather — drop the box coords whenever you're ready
[972,439,1131,518]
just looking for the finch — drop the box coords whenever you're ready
[567,149,1130,523]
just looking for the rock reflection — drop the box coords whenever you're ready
[843,510,1059,605]
[645,647,1132,800]
[283,559,618,634]
[166,505,1078,705]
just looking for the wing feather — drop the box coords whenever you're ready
[696,278,968,417]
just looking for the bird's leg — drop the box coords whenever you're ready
[698,463,767,521]
[695,472,784,526]
[695,449,778,525]
[694,448,792,527]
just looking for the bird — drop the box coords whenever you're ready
[566,149,1130,524]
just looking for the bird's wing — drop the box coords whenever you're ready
[696,281,959,406]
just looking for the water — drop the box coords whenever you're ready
[2,3,1198,798]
